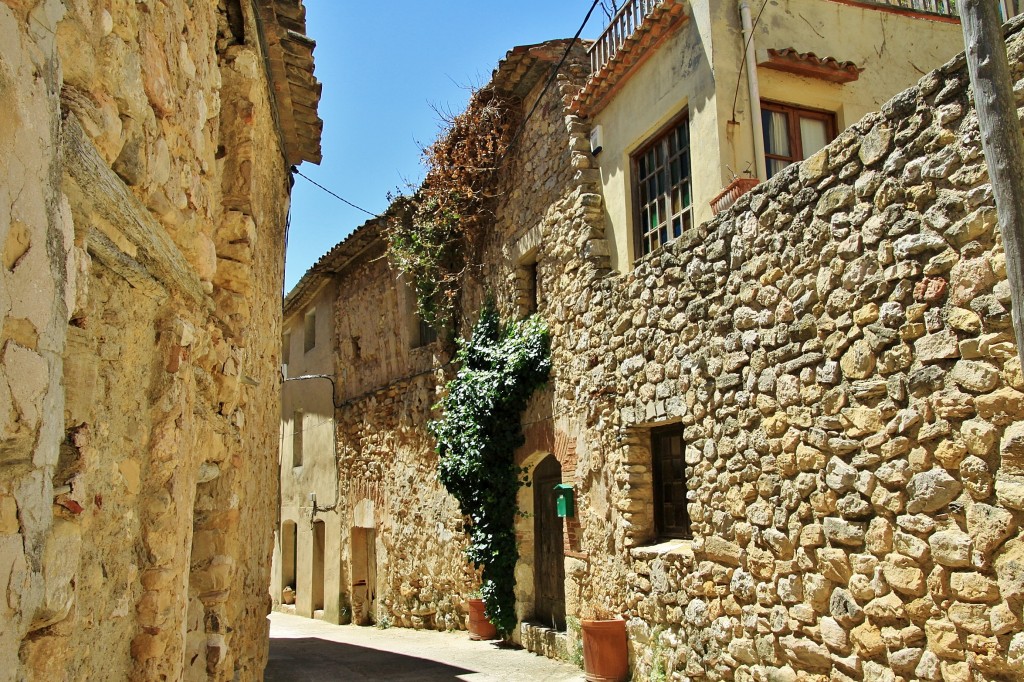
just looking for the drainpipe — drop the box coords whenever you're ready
[739,0,767,182]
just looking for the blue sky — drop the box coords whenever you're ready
[284,1,605,292]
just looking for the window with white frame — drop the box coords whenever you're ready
[633,112,692,258]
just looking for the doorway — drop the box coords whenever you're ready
[282,521,297,599]
[351,526,377,625]
[312,520,325,612]
[533,455,566,630]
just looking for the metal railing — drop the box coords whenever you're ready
[587,0,1023,78]
[839,1,1021,20]
[858,0,958,16]
[588,0,665,75]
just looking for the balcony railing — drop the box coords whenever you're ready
[856,0,1020,18]
[838,1,1021,20]
[858,0,958,16]
[587,0,1022,78]
[588,0,665,75]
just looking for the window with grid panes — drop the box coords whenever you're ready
[761,101,836,178]
[633,113,692,258]
[652,424,690,539]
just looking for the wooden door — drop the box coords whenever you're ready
[351,527,377,625]
[533,456,566,630]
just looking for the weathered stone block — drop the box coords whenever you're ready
[906,468,961,513]
[915,331,960,362]
[882,554,926,596]
[929,530,972,568]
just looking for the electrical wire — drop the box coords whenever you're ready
[291,0,602,211]
[503,0,603,160]
[293,168,382,218]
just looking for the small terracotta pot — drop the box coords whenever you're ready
[581,617,628,682]
[467,598,498,640]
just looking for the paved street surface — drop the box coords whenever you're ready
[266,611,586,681]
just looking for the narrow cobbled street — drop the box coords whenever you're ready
[266,612,585,681]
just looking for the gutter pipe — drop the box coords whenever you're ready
[739,0,768,182]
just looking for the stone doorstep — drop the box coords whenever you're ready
[521,621,572,664]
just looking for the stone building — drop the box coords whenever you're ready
[0,1,321,680]
[275,1,1024,680]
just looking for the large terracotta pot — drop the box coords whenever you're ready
[467,598,498,640]
[581,617,629,682]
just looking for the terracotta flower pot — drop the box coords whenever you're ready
[581,617,628,682]
[467,598,498,640]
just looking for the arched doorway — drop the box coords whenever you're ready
[533,455,566,629]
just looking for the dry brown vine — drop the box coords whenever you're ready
[386,87,519,335]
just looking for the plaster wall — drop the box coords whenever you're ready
[595,0,964,275]
[593,2,719,274]
[275,281,344,622]
[719,0,965,183]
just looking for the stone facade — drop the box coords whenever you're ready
[0,1,320,680]
[287,11,1024,682]
[561,24,1024,681]
[271,41,596,638]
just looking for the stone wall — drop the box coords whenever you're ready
[331,20,1024,682]
[0,1,318,680]
[316,19,1024,682]
[295,42,597,638]
[328,230,473,629]
[546,23,1024,682]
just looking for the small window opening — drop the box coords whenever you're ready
[292,410,304,467]
[304,310,316,353]
[518,249,540,318]
[651,424,690,539]
[417,318,438,347]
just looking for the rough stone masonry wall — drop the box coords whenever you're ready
[332,241,474,630]
[549,21,1024,682]
[335,371,475,630]
[324,45,600,637]
[459,43,608,632]
[1,1,294,680]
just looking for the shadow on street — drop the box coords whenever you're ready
[266,636,475,681]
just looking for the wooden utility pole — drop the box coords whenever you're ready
[961,2,1024,370]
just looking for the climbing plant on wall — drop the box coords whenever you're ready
[386,88,519,335]
[429,302,551,636]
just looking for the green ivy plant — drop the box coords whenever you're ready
[430,302,551,636]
